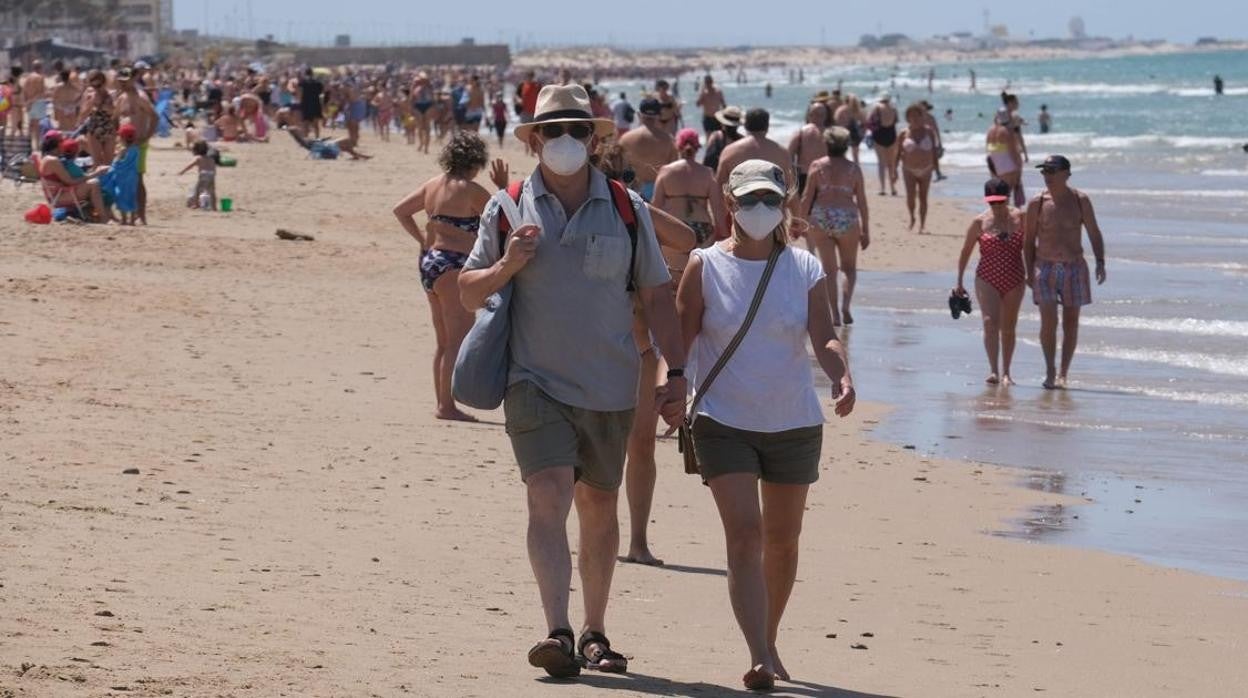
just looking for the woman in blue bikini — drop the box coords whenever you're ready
[799,126,871,326]
[392,132,492,421]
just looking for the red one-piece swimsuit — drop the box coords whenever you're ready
[975,222,1025,295]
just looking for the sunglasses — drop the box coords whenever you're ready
[1039,168,1065,175]
[737,191,784,208]
[539,122,594,140]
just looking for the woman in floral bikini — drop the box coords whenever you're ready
[392,132,492,421]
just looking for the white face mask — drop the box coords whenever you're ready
[540,134,588,176]
[734,202,783,241]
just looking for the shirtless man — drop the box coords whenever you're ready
[715,108,794,193]
[21,61,48,151]
[654,79,680,136]
[1023,155,1107,389]
[51,69,81,131]
[807,91,832,129]
[618,98,678,202]
[788,103,826,197]
[695,74,725,136]
[115,68,157,225]
[463,74,486,133]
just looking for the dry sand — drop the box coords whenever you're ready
[2,129,1245,697]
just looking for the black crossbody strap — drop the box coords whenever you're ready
[687,242,782,423]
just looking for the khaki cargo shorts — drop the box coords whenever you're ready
[503,381,635,490]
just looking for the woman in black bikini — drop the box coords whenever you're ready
[392,132,492,422]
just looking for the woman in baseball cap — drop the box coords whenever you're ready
[677,158,857,690]
[953,177,1026,385]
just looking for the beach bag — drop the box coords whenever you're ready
[25,203,52,225]
[678,243,781,475]
[452,178,640,410]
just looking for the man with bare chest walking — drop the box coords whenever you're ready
[1023,155,1107,389]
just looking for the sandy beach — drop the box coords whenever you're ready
[2,130,1246,697]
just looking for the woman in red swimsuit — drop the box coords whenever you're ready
[955,178,1025,385]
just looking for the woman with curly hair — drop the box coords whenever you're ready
[393,132,493,421]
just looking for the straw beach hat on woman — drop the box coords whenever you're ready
[514,84,615,140]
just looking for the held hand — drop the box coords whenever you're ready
[500,224,539,272]
[953,283,966,296]
[489,158,510,190]
[655,378,687,428]
[832,380,856,418]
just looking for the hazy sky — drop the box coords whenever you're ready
[174,0,1243,48]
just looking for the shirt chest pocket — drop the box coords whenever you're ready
[582,234,630,283]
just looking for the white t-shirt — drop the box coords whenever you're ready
[689,243,827,432]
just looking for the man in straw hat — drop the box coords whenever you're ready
[808,89,833,128]
[702,105,743,172]
[459,83,687,679]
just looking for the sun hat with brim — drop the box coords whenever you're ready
[514,84,614,140]
[715,105,743,127]
[811,90,831,102]
[728,159,787,198]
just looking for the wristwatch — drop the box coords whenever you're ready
[666,367,685,380]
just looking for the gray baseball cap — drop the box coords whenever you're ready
[728,159,786,197]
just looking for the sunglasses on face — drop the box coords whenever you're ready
[737,191,784,208]
[539,122,593,140]
[1040,168,1064,176]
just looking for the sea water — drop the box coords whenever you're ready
[618,49,1248,580]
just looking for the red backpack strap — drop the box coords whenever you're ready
[606,179,637,227]
[606,179,639,291]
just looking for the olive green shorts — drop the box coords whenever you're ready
[503,381,635,490]
[691,416,823,485]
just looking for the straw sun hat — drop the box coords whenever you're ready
[514,84,615,140]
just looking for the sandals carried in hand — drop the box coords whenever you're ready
[577,630,628,673]
[527,628,581,678]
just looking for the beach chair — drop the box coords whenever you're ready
[1,131,39,186]
[40,172,92,222]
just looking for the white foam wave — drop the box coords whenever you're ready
[1079,346,1248,378]
[1089,188,1248,199]
[1081,316,1248,338]
[1200,169,1248,177]
[939,131,1242,152]
[1109,385,1248,409]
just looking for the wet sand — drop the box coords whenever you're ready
[2,131,1245,697]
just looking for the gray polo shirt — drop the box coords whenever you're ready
[465,168,671,412]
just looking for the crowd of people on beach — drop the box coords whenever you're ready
[381,65,1107,689]
[6,52,1111,691]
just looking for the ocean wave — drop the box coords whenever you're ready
[1080,316,1248,338]
[1199,169,1248,177]
[1087,188,1248,199]
[1107,385,1248,409]
[1077,345,1248,379]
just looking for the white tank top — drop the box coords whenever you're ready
[690,243,826,432]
